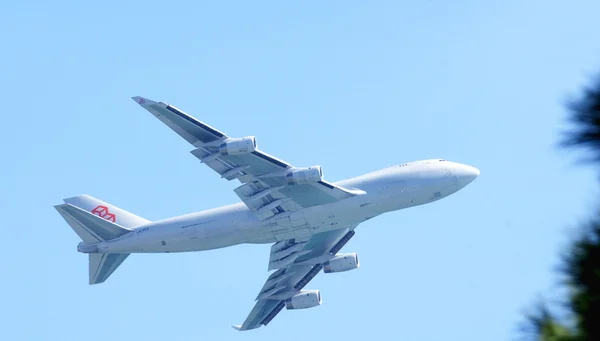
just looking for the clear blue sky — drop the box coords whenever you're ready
[2,1,600,340]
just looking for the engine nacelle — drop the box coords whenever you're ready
[323,253,360,273]
[286,166,323,185]
[219,137,257,155]
[284,290,322,310]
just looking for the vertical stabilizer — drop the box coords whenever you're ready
[63,194,150,228]
[55,195,150,284]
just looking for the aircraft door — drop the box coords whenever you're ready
[182,226,197,239]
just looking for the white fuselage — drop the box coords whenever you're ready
[87,159,479,254]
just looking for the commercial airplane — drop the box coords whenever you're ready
[55,96,479,331]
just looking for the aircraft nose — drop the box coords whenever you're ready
[453,163,480,187]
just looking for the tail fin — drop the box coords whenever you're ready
[54,195,151,285]
[62,194,150,228]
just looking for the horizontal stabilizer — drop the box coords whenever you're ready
[55,195,148,285]
[89,253,130,285]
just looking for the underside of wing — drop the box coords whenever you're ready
[130,96,363,330]
[235,227,357,331]
[132,96,364,221]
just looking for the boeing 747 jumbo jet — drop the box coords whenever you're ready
[55,97,479,331]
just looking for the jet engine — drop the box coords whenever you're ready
[323,253,360,273]
[286,166,323,185]
[285,290,322,310]
[219,137,257,155]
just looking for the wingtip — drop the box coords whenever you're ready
[231,325,243,331]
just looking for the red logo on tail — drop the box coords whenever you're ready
[91,205,116,222]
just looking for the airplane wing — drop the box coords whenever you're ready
[132,97,363,226]
[132,97,361,330]
[233,226,357,331]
